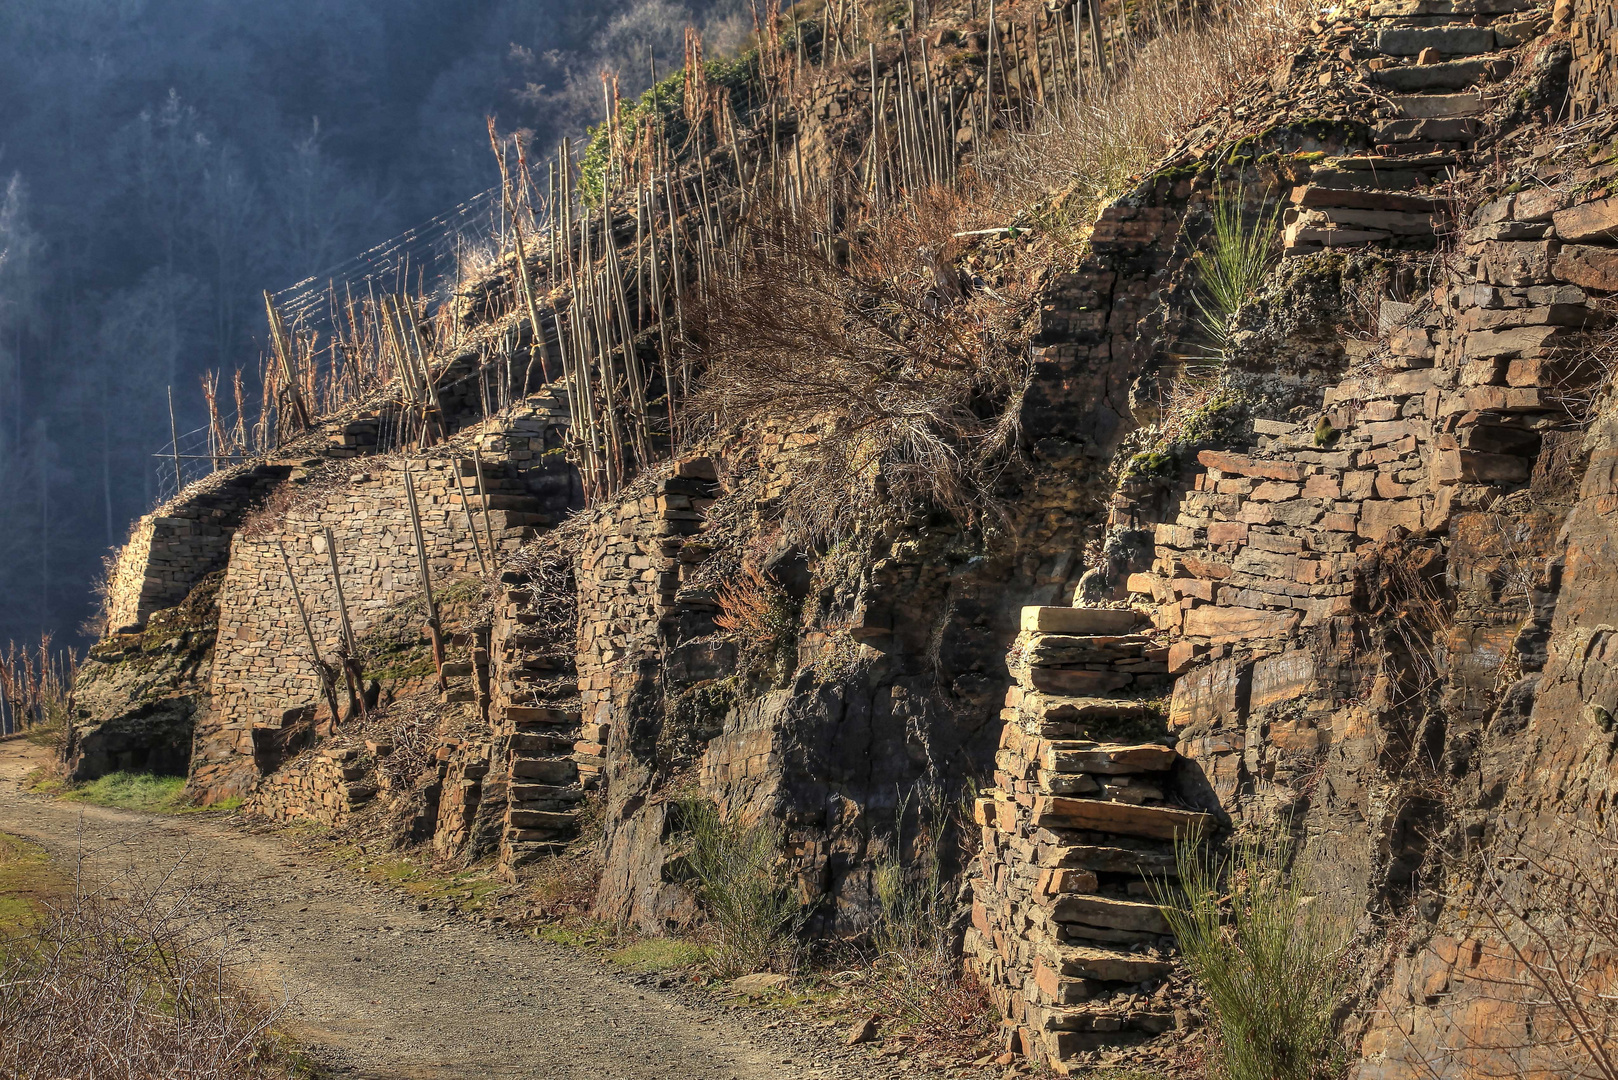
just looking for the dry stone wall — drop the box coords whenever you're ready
[104,462,294,633]
[968,604,1208,1071]
[190,399,575,805]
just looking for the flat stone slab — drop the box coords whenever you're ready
[1388,92,1484,118]
[1021,606,1144,635]
[1371,58,1494,92]
[1049,894,1172,935]
[1040,743,1179,775]
[1032,796,1212,841]
[1375,25,1497,55]
[1041,944,1175,983]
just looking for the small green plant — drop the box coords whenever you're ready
[872,786,954,959]
[610,937,706,972]
[1314,416,1340,447]
[1156,825,1350,1080]
[674,797,803,979]
[1194,184,1283,358]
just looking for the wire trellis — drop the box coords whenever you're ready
[152,423,241,504]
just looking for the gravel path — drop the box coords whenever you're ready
[0,743,947,1080]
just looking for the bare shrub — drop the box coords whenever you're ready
[978,0,1312,221]
[859,785,994,1058]
[1445,817,1618,1080]
[686,186,1034,540]
[0,633,77,738]
[1157,825,1352,1080]
[713,563,796,649]
[0,862,292,1079]
[673,796,803,978]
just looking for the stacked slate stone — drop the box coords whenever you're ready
[1281,0,1545,256]
[968,605,1212,1072]
[491,584,585,876]
[252,743,376,823]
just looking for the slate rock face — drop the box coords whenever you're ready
[66,571,223,781]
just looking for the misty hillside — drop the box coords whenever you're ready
[0,0,750,648]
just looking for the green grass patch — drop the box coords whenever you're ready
[538,920,619,949]
[610,937,706,972]
[0,831,66,934]
[29,770,239,815]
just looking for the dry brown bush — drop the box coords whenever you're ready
[0,861,295,1079]
[686,185,1034,540]
[977,0,1311,222]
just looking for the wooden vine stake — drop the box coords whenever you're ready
[263,291,312,431]
[275,538,343,729]
[321,526,367,723]
[401,459,447,690]
[471,447,499,566]
[450,458,490,576]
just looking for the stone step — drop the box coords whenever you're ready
[1031,796,1212,842]
[1035,840,1178,876]
[1037,773,1168,802]
[1368,0,1533,13]
[506,808,578,830]
[1373,24,1498,55]
[1308,166,1431,192]
[440,661,476,677]
[440,687,477,704]
[510,756,578,782]
[1040,742,1178,775]
[1046,893,1172,936]
[1286,205,1440,239]
[506,705,582,727]
[1374,116,1482,144]
[1022,634,1154,666]
[1291,184,1441,213]
[502,837,569,858]
[1021,606,1144,636]
[1037,942,1176,984]
[1388,91,1484,117]
[1039,1007,1178,1056]
[509,732,575,754]
[1027,667,1134,696]
[1016,693,1161,724]
[1370,57,1496,92]
[509,782,585,805]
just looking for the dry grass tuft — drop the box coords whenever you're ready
[978,0,1311,223]
[0,863,296,1079]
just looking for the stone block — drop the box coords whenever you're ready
[1027,667,1133,696]
[1249,651,1320,712]
[1195,450,1306,482]
[1478,241,1559,286]
[1048,894,1172,935]
[1375,25,1496,55]
[1168,656,1250,728]
[1030,797,1212,842]
[1181,605,1301,644]
[1554,244,1618,291]
[1041,743,1178,775]
[1464,324,1574,358]
[1020,607,1143,635]
[1552,198,1618,244]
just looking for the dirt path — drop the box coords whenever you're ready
[0,743,911,1080]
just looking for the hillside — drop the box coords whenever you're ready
[44,0,1618,1075]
